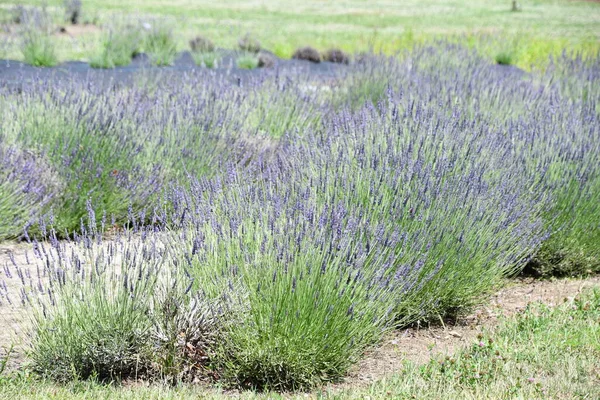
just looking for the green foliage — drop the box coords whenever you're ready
[21,30,57,67]
[236,53,259,69]
[326,288,600,399]
[528,177,600,277]
[29,260,156,382]
[180,217,390,391]
[90,25,143,69]
[191,51,220,68]
[6,288,600,398]
[144,24,177,66]
[494,51,512,65]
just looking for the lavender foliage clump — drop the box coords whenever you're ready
[1,43,599,390]
[0,143,58,240]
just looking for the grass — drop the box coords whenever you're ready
[1,1,598,69]
[2,286,598,399]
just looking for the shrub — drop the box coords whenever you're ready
[21,30,57,67]
[257,52,275,68]
[323,48,350,64]
[191,51,220,68]
[292,46,321,63]
[238,33,261,53]
[236,53,259,69]
[18,7,57,67]
[90,27,142,68]
[168,176,394,391]
[144,24,177,66]
[189,35,214,53]
[28,235,159,382]
[189,35,219,68]
[0,144,57,240]
[63,0,82,25]
[495,52,513,65]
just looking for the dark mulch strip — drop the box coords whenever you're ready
[0,50,347,90]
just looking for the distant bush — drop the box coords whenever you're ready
[189,35,214,53]
[495,52,513,65]
[144,23,177,66]
[16,6,57,67]
[21,31,57,67]
[10,5,27,24]
[238,33,261,53]
[191,51,220,68]
[292,46,321,63]
[189,35,218,68]
[257,52,275,68]
[90,25,142,68]
[323,48,350,64]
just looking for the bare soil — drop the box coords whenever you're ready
[55,23,102,37]
[341,276,600,387]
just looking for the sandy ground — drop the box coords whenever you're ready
[1,239,599,382]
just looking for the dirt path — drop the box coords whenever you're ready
[342,276,600,387]
[1,240,599,382]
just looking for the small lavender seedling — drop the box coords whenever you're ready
[90,24,142,68]
[18,7,57,67]
[236,52,259,69]
[144,23,177,66]
[191,51,220,68]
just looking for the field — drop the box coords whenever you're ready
[0,0,599,68]
[0,0,599,399]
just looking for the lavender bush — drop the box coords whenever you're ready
[144,23,177,66]
[18,6,57,67]
[1,43,598,390]
[0,144,57,240]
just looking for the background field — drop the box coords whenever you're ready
[1,0,599,68]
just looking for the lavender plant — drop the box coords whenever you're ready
[0,143,57,240]
[144,23,177,66]
[90,24,143,69]
[18,7,57,67]
[2,43,599,392]
[166,174,396,390]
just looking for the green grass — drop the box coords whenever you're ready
[2,286,598,399]
[2,0,598,69]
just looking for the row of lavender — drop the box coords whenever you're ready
[1,45,599,389]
